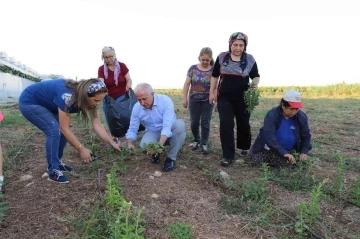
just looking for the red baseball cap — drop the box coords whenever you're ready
[283,90,304,108]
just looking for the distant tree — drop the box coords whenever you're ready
[48,74,64,79]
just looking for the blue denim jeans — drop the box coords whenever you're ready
[19,104,67,173]
[102,94,126,129]
[188,100,214,145]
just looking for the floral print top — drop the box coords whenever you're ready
[187,65,213,102]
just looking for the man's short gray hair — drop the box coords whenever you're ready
[134,83,153,94]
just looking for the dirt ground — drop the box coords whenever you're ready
[0,97,360,239]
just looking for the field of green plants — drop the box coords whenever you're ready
[156,83,360,99]
[0,83,359,238]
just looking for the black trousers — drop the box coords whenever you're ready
[217,96,251,159]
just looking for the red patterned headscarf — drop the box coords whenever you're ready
[228,32,248,51]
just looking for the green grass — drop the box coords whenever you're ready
[168,222,193,239]
[0,107,29,127]
[156,83,360,98]
[1,93,360,238]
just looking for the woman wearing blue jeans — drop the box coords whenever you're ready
[19,78,122,184]
[182,47,214,154]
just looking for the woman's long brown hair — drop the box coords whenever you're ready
[65,78,107,123]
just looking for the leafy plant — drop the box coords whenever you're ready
[350,177,360,206]
[269,156,319,192]
[308,178,328,224]
[295,178,328,226]
[332,153,346,198]
[80,169,145,238]
[144,142,164,155]
[295,178,328,237]
[106,170,125,209]
[243,84,260,113]
[295,202,309,238]
[168,222,193,239]
[241,164,269,204]
[0,192,8,224]
[108,201,145,239]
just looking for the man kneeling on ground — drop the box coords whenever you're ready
[126,83,186,172]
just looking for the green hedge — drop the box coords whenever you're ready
[0,64,41,82]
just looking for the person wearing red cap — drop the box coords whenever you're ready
[251,90,312,167]
[209,32,260,166]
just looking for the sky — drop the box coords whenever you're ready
[1,0,359,88]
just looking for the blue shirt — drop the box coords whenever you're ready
[125,94,177,140]
[19,79,78,113]
[276,116,296,151]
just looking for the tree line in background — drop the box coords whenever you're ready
[1,62,358,98]
[156,82,360,98]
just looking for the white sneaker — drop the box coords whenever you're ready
[189,142,200,150]
[200,145,208,154]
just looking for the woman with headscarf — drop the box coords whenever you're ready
[98,46,132,127]
[19,78,122,184]
[251,90,312,167]
[209,32,260,166]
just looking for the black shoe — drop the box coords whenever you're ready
[220,158,232,166]
[162,157,175,172]
[239,150,249,157]
[151,153,160,164]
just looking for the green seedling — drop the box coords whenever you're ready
[168,222,193,239]
[0,192,8,224]
[295,202,309,238]
[308,178,328,224]
[332,153,346,198]
[144,142,164,155]
[350,177,360,206]
[241,164,270,204]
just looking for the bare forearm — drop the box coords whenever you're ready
[127,78,132,86]
[61,129,83,152]
[252,77,260,86]
[210,76,218,93]
[159,135,168,145]
[183,82,190,98]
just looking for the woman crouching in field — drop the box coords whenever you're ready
[251,90,312,167]
[19,78,121,183]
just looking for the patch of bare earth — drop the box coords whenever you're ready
[118,154,262,239]
[0,131,98,239]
